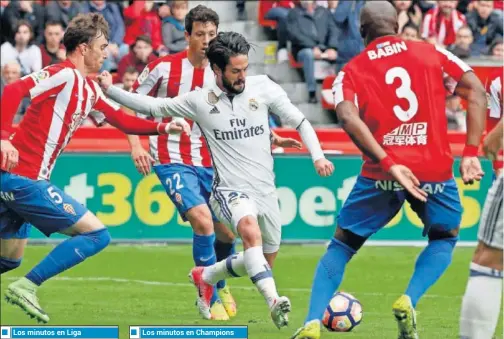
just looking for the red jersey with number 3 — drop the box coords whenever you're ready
[485,68,503,171]
[132,50,214,167]
[333,36,472,182]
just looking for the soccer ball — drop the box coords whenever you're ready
[322,292,363,332]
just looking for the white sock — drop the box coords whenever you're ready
[202,252,247,285]
[244,246,279,308]
[460,262,503,339]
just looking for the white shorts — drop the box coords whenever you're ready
[210,189,281,254]
[478,174,503,250]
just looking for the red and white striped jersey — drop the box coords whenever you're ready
[485,67,503,171]
[132,50,214,167]
[7,60,115,180]
[421,6,466,46]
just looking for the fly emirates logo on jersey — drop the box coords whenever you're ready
[383,122,428,146]
[213,118,265,141]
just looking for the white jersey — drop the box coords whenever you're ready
[107,75,315,196]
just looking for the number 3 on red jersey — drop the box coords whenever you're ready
[385,67,419,122]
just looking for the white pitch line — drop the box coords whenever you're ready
[4,276,462,299]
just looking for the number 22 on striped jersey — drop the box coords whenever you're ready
[385,67,419,122]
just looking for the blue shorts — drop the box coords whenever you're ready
[0,171,88,238]
[153,164,218,222]
[338,176,462,238]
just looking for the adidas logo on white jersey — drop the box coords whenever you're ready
[209,106,220,114]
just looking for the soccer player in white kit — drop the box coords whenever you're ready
[97,31,334,329]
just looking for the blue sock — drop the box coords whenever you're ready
[305,238,356,323]
[26,228,111,286]
[193,233,219,305]
[214,239,236,289]
[0,257,22,274]
[405,236,457,308]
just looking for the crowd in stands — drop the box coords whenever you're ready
[264,0,502,131]
[0,0,502,131]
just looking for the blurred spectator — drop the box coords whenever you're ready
[466,0,503,55]
[124,0,164,52]
[287,0,339,103]
[394,0,423,33]
[488,37,503,58]
[264,1,295,63]
[236,0,246,21]
[117,35,157,81]
[422,0,466,47]
[40,21,66,68]
[330,0,365,72]
[447,25,477,58]
[1,62,29,121]
[1,20,41,76]
[162,0,189,54]
[119,66,139,92]
[446,94,466,131]
[82,0,129,71]
[157,1,171,20]
[0,0,9,44]
[401,22,421,40]
[3,0,45,45]
[45,0,82,30]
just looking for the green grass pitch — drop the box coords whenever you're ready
[1,245,502,339]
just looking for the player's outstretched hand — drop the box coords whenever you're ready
[315,158,334,177]
[96,71,113,91]
[131,145,154,175]
[389,164,428,202]
[0,139,19,172]
[459,156,484,185]
[483,127,503,162]
[273,136,302,149]
[167,119,191,136]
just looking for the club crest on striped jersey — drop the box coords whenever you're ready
[30,70,50,83]
[207,91,219,105]
[138,68,149,85]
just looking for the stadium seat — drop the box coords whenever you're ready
[258,0,277,28]
[321,75,336,110]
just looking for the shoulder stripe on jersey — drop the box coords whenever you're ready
[435,46,472,73]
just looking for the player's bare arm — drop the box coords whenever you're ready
[454,71,487,184]
[483,116,503,162]
[336,100,427,202]
[270,131,302,149]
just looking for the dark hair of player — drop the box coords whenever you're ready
[63,13,109,53]
[206,32,251,72]
[185,5,220,35]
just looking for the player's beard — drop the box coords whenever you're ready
[222,74,245,95]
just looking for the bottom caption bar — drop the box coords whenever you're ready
[129,326,248,339]
[0,326,118,339]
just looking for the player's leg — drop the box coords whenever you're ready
[193,191,291,328]
[460,174,503,339]
[2,173,109,323]
[213,221,237,317]
[197,166,237,317]
[293,176,404,339]
[399,178,461,339]
[0,221,31,274]
[154,164,227,317]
